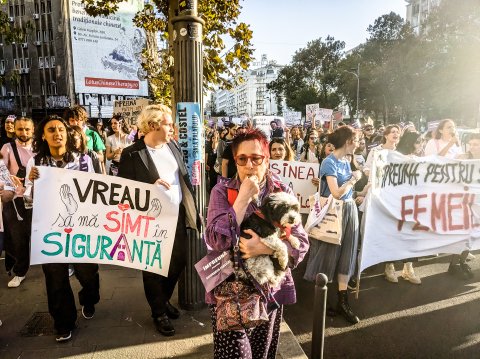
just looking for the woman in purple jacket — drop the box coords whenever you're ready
[205,129,309,359]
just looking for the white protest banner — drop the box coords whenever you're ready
[269,160,319,213]
[283,111,302,127]
[360,151,480,272]
[315,108,334,127]
[30,167,180,277]
[305,104,319,127]
[113,98,152,125]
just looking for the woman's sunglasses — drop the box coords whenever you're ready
[234,155,265,166]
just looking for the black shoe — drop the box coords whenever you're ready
[337,290,360,325]
[154,314,175,336]
[165,301,180,319]
[55,330,72,342]
[347,278,357,291]
[460,263,474,279]
[82,305,95,319]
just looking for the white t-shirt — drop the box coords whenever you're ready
[424,138,462,159]
[107,134,132,162]
[146,144,182,203]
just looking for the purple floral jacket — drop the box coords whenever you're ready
[205,174,309,305]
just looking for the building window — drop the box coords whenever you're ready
[44,57,49,68]
[24,58,30,68]
[0,60,5,71]
[36,31,41,42]
[50,82,57,95]
[41,1,45,13]
[47,0,51,13]
[34,2,39,13]
[9,5,14,17]
[21,4,25,16]
[43,30,47,42]
[13,59,20,70]
[50,56,55,67]
[39,57,44,68]
[49,29,53,41]
[15,5,20,16]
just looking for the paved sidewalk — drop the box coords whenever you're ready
[0,263,307,358]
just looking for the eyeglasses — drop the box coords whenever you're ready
[234,155,265,166]
[363,127,373,131]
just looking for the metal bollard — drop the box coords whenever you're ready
[311,273,328,359]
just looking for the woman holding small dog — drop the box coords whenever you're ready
[304,125,362,325]
[206,129,309,359]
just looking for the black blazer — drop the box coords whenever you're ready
[117,138,201,230]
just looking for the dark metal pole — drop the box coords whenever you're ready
[172,0,207,310]
[311,273,328,359]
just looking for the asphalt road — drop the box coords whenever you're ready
[284,251,480,359]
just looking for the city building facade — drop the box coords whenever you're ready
[0,0,146,121]
[405,0,441,34]
[212,55,286,118]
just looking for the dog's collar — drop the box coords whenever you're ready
[254,210,291,240]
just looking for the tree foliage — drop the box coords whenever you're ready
[267,36,345,115]
[81,0,254,105]
[339,2,480,125]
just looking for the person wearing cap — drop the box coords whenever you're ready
[0,116,16,149]
[362,124,381,156]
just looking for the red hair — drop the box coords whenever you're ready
[231,129,270,158]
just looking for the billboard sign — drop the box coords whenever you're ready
[69,0,148,96]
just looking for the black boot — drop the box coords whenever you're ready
[337,290,360,325]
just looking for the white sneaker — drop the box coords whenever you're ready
[384,263,398,283]
[401,262,421,284]
[8,276,25,288]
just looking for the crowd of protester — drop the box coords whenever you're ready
[0,107,478,356]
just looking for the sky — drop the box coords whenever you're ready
[234,0,407,66]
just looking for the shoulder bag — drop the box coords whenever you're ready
[305,176,343,245]
[213,211,269,331]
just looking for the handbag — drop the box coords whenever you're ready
[213,213,269,331]
[305,177,343,245]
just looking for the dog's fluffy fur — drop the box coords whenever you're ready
[240,192,302,288]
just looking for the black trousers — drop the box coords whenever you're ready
[143,205,188,318]
[3,198,32,277]
[42,263,100,333]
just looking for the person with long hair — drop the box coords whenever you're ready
[300,129,321,163]
[382,131,425,285]
[206,129,309,358]
[289,126,304,160]
[25,115,100,342]
[424,119,462,158]
[304,126,362,325]
[363,124,401,178]
[106,115,132,176]
[269,138,294,161]
[68,126,102,174]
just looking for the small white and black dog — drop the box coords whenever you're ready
[240,192,302,288]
